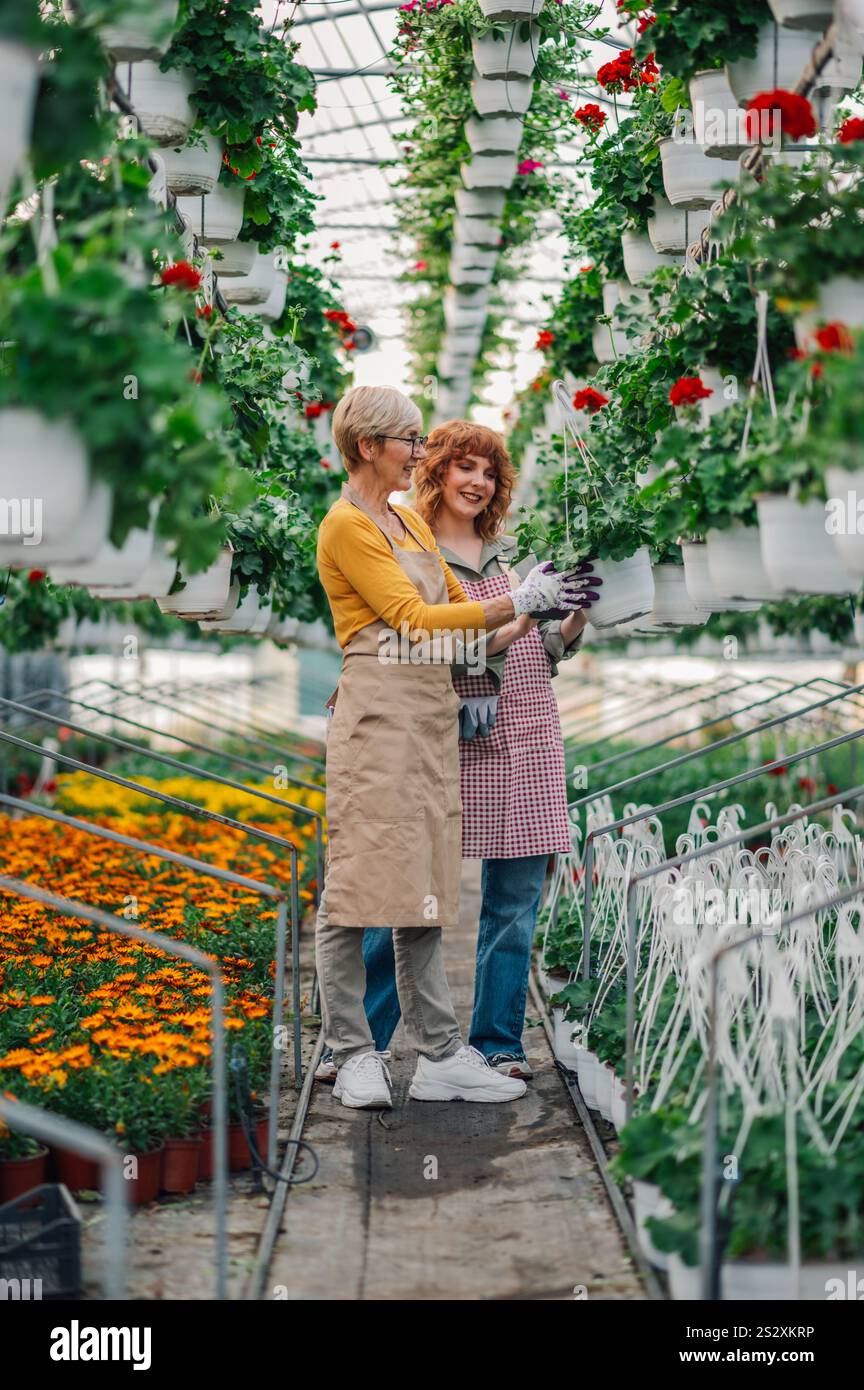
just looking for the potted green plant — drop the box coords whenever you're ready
[83,0,180,62]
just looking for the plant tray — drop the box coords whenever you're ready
[0,1184,82,1299]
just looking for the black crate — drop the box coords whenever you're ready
[0,1183,82,1300]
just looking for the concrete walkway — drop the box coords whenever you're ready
[266,861,644,1302]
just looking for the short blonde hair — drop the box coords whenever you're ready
[332,386,421,472]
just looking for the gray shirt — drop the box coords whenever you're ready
[439,533,585,689]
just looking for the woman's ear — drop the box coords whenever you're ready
[357,435,375,464]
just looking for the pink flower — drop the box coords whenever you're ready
[517,158,543,175]
[557,89,570,101]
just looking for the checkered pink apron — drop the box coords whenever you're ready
[455,569,572,858]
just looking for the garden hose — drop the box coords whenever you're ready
[229,1044,319,1191]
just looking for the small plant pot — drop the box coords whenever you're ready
[50,1145,101,1193]
[621,229,682,285]
[575,1049,599,1107]
[470,74,535,116]
[454,186,507,219]
[826,465,864,579]
[161,129,224,197]
[157,548,235,619]
[471,27,539,80]
[160,1137,202,1195]
[817,273,864,330]
[118,61,196,147]
[219,249,274,306]
[550,1007,581,1066]
[632,1180,675,1271]
[681,541,761,613]
[460,152,519,190]
[658,134,724,210]
[177,181,246,244]
[476,0,546,19]
[99,0,180,60]
[0,39,40,209]
[648,564,710,628]
[767,0,833,28]
[812,42,863,93]
[465,113,524,155]
[757,493,857,595]
[199,1117,270,1177]
[705,523,780,601]
[837,0,864,56]
[593,1061,614,1122]
[646,196,711,253]
[609,1073,628,1132]
[450,243,498,275]
[585,547,655,628]
[126,1146,165,1206]
[0,1146,49,1204]
[199,584,267,634]
[688,69,747,159]
[237,268,288,322]
[725,23,820,105]
[454,213,500,246]
[449,263,495,289]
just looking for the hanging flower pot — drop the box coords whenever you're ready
[767,0,833,28]
[117,61,196,147]
[465,113,524,155]
[681,541,761,612]
[161,129,224,197]
[697,364,738,424]
[455,186,507,219]
[454,213,499,246]
[658,134,725,210]
[88,540,178,601]
[98,0,180,60]
[218,247,270,306]
[633,1181,675,1271]
[817,274,864,329]
[476,0,546,18]
[757,493,856,595]
[471,27,539,80]
[199,584,270,634]
[646,196,711,253]
[470,73,535,117]
[238,268,288,322]
[450,244,498,276]
[157,548,235,619]
[726,23,819,105]
[826,465,864,579]
[647,564,710,628]
[177,181,245,243]
[50,521,157,590]
[621,230,682,285]
[688,69,748,159]
[460,152,519,190]
[706,523,779,601]
[0,409,91,551]
[449,262,495,289]
[584,547,655,628]
[811,39,863,91]
[837,0,864,55]
[0,39,40,211]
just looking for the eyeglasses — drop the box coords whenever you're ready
[376,434,429,458]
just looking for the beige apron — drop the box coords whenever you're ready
[321,484,463,928]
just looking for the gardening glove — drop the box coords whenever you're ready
[531,560,603,618]
[511,560,602,617]
[459,695,499,742]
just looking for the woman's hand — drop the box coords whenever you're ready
[486,612,536,656]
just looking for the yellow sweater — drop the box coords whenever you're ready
[317,497,488,649]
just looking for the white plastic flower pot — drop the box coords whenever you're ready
[585,547,655,629]
[161,129,224,197]
[688,69,748,159]
[450,244,498,275]
[721,1260,854,1301]
[471,27,539,80]
[817,274,864,329]
[470,74,535,117]
[476,0,546,19]
[0,409,101,559]
[667,1252,701,1300]
[609,1073,628,1132]
[633,1181,675,1271]
[757,493,856,595]
[454,213,500,246]
[238,266,287,322]
[648,564,710,627]
[177,181,245,243]
[658,134,725,210]
[199,585,268,634]
[449,262,495,289]
[706,523,780,601]
[0,40,40,211]
[119,61,196,147]
[460,152,519,190]
[621,230,682,285]
[826,465,864,579]
[465,113,524,155]
[697,363,739,423]
[837,0,864,55]
[157,549,234,618]
[726,23,820,105]
[574,1048,598,1104]
[767,0,833,29]
[681,541,761,612]
[88,541,177,600]
[646,197,712,253]
[51,522,156,589]
[219,248,273,306]
[593,1061,614,1122]
[551,1007,581,1065]
[99,0,180,59]
[811,38,863,91]
[455,186,507,219]
[209,238,257,278]
[592,320,625,363]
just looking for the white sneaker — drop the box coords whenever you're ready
[333,1050,393,1109]
[409,1044,527,1103]
[314,1047,337,1083]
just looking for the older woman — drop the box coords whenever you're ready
[317,419,600,1086]
[315,387,594,1109]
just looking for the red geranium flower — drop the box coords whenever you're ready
[412,260,428,271]
[27,569,46,583]
[573,387,609,414]
[798,776,816,794]
[787,346,806,361]
[196,304,213,320]
[827,783,839,795]
[838,116,864,144]
[305,402,324,419]
[330,240,341,250]
[574,103,606,133]
[814,321,854,353]
[343,339,357,351]
[669,375,713,407]
[745,90,817,143]
[320,458,331,469]
[160,260,202,291]
[637,13,656,33]
[597,51,634,92]
[535,329,555,350]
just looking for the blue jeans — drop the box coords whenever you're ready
[362,854,550,1058]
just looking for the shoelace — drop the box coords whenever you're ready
[350,1049,393,1085]
[452,1044,492,1070]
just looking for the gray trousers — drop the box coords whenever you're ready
[315,889,463,1069]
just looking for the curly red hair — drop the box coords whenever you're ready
[412,419,516,543]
